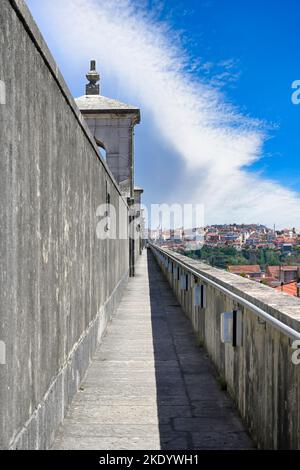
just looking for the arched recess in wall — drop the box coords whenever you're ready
[95,138,107,161]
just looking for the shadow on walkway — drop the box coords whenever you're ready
[53,250,254,450]
[147,250,254,450]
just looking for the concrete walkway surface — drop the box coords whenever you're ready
[53,250,254,450]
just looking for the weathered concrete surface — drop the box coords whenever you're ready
[152,246,300,449]
[0,0,129,449]
[53,251,253,450]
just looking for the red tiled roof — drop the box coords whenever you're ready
[274,282,299,297]
[267,266,299,278]
[228,265,261,274]
[275,237,296,244]
[267,266,280,278]
[267,266,300,279]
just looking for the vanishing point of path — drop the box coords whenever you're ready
[53,250,254,450]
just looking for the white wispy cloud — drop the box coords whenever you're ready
[27,0,300,228]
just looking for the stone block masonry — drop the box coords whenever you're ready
[0,0,130,449]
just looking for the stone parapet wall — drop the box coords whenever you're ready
[151,245,300,449]
[0,0,130,449]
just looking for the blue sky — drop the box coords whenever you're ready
[178,0,299,187]
[26,0,300,228]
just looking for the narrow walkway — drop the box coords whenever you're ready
[54,251,253,450]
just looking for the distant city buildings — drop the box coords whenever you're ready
[148,226,204,251]
[148,223,300,298]
[149,224,300,252]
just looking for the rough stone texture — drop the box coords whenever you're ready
[0,0,130,449]
[53,251,253,450]
[152,246,300,449]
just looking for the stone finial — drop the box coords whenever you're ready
[86,59,100,95]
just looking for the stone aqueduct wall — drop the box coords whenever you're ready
[0,0,130,449]
[151,246,300,449]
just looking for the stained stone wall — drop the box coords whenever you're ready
[0,0,130,449]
